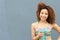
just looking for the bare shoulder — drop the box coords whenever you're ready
[31,22,38,28]
[51,23,58,26]
[51,23,58,28]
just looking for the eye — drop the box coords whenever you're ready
[45,13,48,15]
[41,12,43,14]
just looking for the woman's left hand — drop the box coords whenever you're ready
[58,36,60,40]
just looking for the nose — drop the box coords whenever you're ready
[42,14,45,16]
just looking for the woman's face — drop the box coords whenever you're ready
[40,9,48,21]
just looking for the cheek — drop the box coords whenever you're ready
[39,14,42,17]
[46,15,48,18]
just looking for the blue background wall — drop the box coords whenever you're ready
[0,0,60,40]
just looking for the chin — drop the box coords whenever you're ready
[41,19,46,21]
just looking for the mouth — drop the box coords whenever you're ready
[41,16,46,19]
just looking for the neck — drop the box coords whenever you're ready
[39,20,47,24]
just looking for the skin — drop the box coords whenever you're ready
[31,9,60,40]
[58,36,60,40]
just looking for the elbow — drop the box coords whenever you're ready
[58,30,60,33]
[59,29,60,33]
[59,30,60,33]
[59,28,60,33]
[59,27,60,33]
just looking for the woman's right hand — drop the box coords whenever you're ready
[37,32,44,37]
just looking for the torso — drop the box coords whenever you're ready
[34,22,53,40]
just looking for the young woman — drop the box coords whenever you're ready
[31,2,60,40]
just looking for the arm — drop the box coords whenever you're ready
[31,23,43,40]
[53,23,60,33]
[52,23,60,40]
